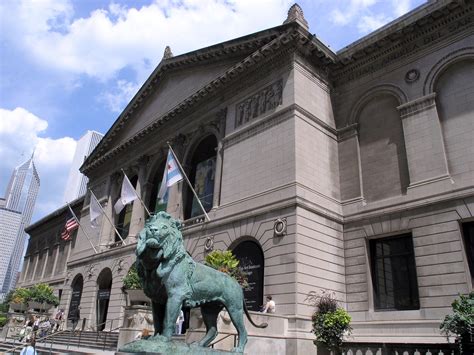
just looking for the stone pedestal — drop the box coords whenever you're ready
[186,309,315,354]
[118,305,154,349]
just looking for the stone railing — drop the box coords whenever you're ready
[342,342,459,355]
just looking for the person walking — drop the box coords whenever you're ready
[70,306,81,332]
[20,338,37,355]
[175,310,184,335]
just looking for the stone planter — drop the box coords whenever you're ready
[28,301,53,311]
[9,303,27,312]
[125,289,150,306]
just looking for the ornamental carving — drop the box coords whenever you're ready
[235,79,283,128]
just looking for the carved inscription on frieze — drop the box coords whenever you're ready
[235,79,283,128]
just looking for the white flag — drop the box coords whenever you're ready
[89,193,103,228]
[114,173,138,214]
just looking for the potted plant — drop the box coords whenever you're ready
[123,264,150,305]
[28,283,59,311]
[440,292,474,354]
[204,250,249,289]
[307,291,352,355]
[9,288,31,312]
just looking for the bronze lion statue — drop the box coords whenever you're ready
[135,212,267,352]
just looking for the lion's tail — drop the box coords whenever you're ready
[244,301,268,328]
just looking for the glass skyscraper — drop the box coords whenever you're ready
[0,155,40,300]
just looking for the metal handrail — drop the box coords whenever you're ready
[209,333,237,348]
[5,316,124,353]
[5,327,71,353]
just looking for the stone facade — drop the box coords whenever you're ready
[18,0,474,350]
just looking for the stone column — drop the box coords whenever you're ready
[31,252,40,284]
[397,93,451,194]
[129,157,149,241]
[51,244,60,276]
[20,255,31,283]
[40,247,49,279]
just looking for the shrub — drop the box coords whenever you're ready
[205,250,249,289]
[123,264,142,290]
[308,291,352,352]
[29,283,60,306]
[440,292,474,344]
[11,288,32,305]
[0,315,7,327]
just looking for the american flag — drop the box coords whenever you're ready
[61,210,79,241]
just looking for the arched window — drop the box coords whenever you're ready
[148,160,167,214]
[184,135,218,219]
[358,94,409,202]
[68,274,83,321]
[232,240,265,311]
[116,175,138,241]
[435,59,474,177]
[96,268,112,331]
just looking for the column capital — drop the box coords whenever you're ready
[397,93,436,119]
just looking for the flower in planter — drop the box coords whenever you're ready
[204,250,249,289]
[307,291,352,352]
[29,283,60,307]
[10,288,32,305]
[123,264,143,290]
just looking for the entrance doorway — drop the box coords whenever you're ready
[232,240,265,311]
[96,268,112,331]
[68,274,83,327]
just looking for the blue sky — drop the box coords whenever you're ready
[0,0,425,222]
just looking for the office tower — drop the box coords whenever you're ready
[63,130,103,203]
[0,155,40,299]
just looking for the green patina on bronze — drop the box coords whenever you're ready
[119,212,267,354]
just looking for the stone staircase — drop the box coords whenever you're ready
[0,330,119,354]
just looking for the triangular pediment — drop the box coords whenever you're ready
[108,56,246,150]
[82,21,337,174]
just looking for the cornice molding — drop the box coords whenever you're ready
[332,2,473,84]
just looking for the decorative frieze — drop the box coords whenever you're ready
[234,79,283,129]
[397,93,436,119]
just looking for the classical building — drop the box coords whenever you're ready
[1,155,40,300]
[63,130,104,204]
[18,0,474,352]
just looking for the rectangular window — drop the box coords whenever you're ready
[462,221,474,277]
[369,234,420,310]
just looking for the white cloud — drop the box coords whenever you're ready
[0,107,76,220]
[392,0,412,17]
[2,0,292,82]
[330,0,410,34]
[99,80,141,113]
[358,14,393,33]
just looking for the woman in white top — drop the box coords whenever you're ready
[262,295,276,313]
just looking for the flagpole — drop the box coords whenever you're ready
[120,169,152,218]
[167,142,211,222]
[89,190,127,246]
[66,203,98,254]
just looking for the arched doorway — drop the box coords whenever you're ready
[96,268,112,331]
[68,274,83,324]
[232,240,265,311]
